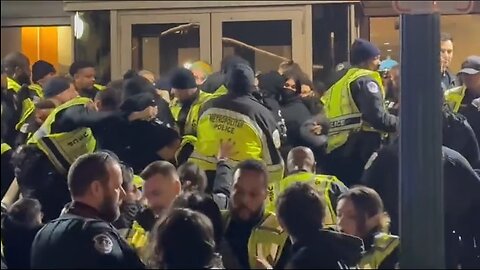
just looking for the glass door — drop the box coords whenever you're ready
[211,7,312,78]
[117,12,210,79]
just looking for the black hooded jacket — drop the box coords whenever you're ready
[97,92,180,174]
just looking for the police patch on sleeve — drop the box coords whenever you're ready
[272,130,281,149]
[367,81,379,94]
[364,152,378,170]
[93,233,113,254]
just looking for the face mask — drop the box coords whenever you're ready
[281,87,299,101]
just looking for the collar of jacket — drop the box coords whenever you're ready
[292,229,365,266]
[66,201,103,220]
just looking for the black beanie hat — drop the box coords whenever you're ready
[32,60,56,83]
[350,39,381,65]
[226,63,255,94]
[43,77,71,98]
[170,68,197,90]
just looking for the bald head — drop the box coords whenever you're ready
[287,146,315,173]
[3,52,31,84]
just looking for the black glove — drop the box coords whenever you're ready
[135,207,156,231]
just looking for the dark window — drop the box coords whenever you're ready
[74,11,111,85]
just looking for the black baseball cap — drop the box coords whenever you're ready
[458,55,480,75]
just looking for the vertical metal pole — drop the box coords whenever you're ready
[399,13,445,269]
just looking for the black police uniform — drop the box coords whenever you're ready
[442,106,480,169]
[458,90,480,146]
[30,201,145,269]
[325,70,398,186]
[361,141,480,268]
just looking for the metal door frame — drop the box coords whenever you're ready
[113,6,313,80]
[113,10,211,79]
[210,6,312,78]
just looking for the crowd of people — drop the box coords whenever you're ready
[0,34,479,269]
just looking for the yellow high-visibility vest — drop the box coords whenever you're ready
[359,233,399,269]
[170,90,213,136]
[189,108,284,209]
[175,135,198,165]
[444,85,466,113]
[28,83,44,98]
[28,97,97,175]
[222,210,288,269]
[1,143,11,155]
[279,171,347,227]
[321,68,386,153]
[6,77,21,93]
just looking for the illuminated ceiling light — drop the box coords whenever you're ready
[74,12,85,39]
[387,49,392,52]
[184,62,192,69]
[384,42,390,45]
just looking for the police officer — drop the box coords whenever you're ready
[201,55,249,95]
[189,62,284,195]
[28,76,156,176]
[11,60,56,145]
[445,55,480,144]
[30,60,57,98]
[2,52,33,146]
[170,67,213,136]
[69,61,105,100]
[279,146,348,228]
[321,39,398,186]
[3,52,31,94]
[30,152,145,269]
[361,140,480,268]
[221,160,289,269]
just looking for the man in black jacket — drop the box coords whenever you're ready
[361,140,480,268]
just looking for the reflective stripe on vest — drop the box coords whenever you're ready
[188,107,284,180]
[170,90,213,135]
[279,172,345,227]
[6,77,21,93]
[444,85,466,113]
[321,68,386,153]
[94,84,106,91]
[222,211,288,268]
[213,85,228,97]
[28,97,96,175]
[15,98,36,131]
[175,135,198,164]
[28,84,43,98]
[189,108,284,212]
[359,233,400,269]
[1,143,11,155]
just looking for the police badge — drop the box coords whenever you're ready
[93,233,114,254]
